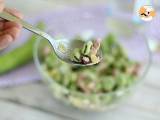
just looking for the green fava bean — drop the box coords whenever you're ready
[81,41,93,55]
[45,54,57,69]
[115,58,126,69]
[63,74,71,86]
[103,55,114,64]
[49,69,61,81]
[100,95,113,104]
[69,83,77,91]
[101,77,116,91]
[93,82,102,93]
[90,54,99,64]
[116,74,129,88]
[71,48,81,62]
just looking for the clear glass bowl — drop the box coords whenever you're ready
[33,6,152,111]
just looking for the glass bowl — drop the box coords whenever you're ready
[33,6,151,111]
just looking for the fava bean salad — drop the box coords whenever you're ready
[40,34,140,110]
[70,39,101,65]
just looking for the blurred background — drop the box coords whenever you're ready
[0,0,160,120]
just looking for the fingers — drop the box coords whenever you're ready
[0,0,4,12]
[0,7,23,50]
[3,26,21,40]
[0,21,22,42]
[4,8,23,19]
[4,21,22,30]
[1,8,23,41]
[0,24,21,49]
[0,24,21,50]
[3,8,23,40]
[0,20,21,31]
[0,34,12,50]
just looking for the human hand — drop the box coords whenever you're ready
[0,0,23,50]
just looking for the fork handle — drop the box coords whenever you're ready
[0,11,53,43]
